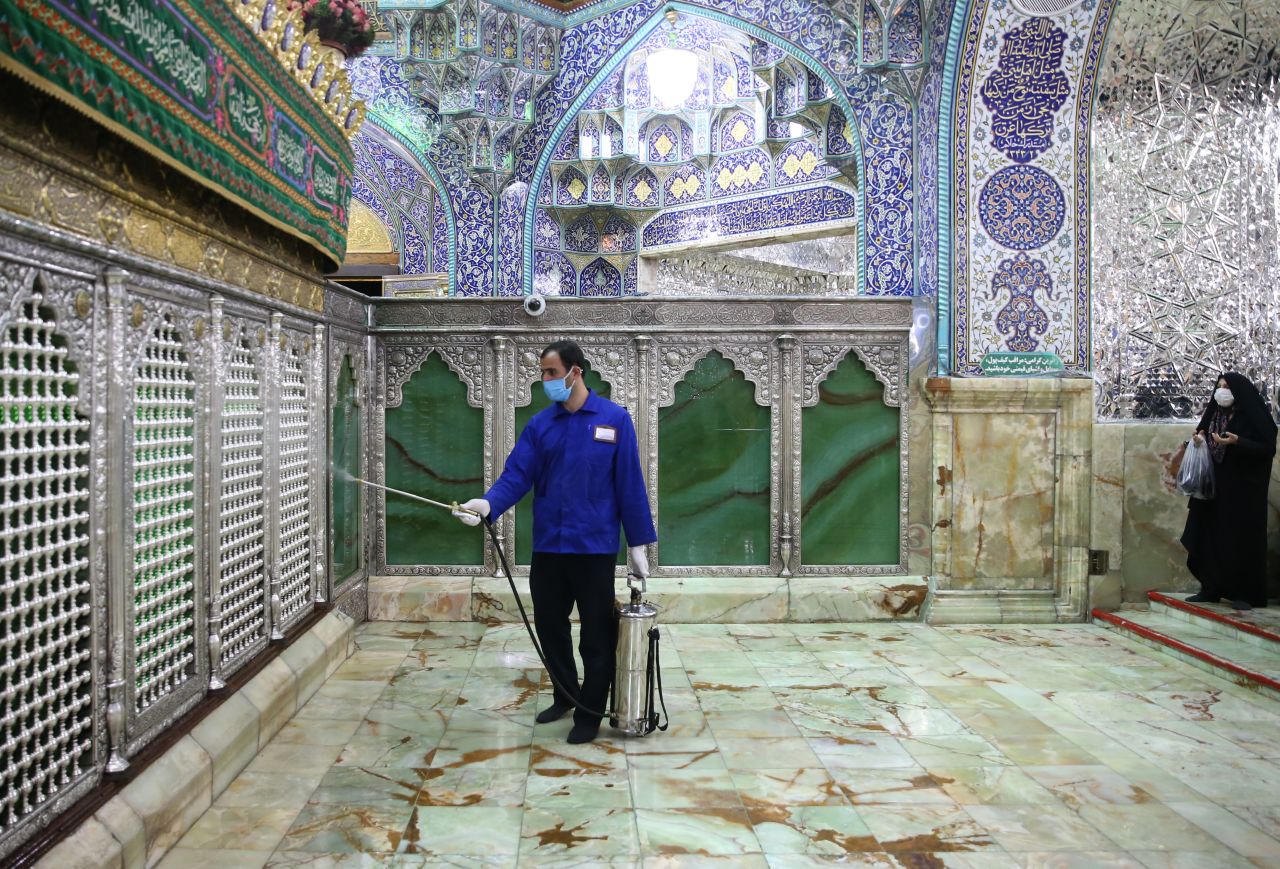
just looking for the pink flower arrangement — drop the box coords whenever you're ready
[288,0,375,58]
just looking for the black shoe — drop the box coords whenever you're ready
[535,702,572,724]
[1231,600,1253,611]
[1185,593,1217,603]
[566,721,599,744]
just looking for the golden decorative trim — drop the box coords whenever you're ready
[0,98,329,313]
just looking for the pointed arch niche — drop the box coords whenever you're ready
[523,4,866,297]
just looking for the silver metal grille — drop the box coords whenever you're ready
[218,333,266,671]
[131,317,196,712]
[0,291,94,837]
[276,342,312,625]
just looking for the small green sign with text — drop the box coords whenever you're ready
[980,352,1065,376]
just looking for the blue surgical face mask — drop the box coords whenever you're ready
[542,369,576,403]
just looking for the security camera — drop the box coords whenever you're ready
[523,293,547,317]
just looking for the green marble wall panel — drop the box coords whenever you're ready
[659,352,770,566]
[331,355,362,582]
[513,370,623,565]
[801,353,900,565]
[384,353,483,566]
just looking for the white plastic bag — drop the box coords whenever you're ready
[1176,439,1215,500]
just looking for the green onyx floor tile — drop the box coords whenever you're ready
[634,807,763,856]
[715,738,822,770]
[747,805,878,855]
[306,766,426,806]
[730,769,850,807]
[524,769,633,808]
[414,767,528,808]
[846,804,998,852]
[828,769,957,806]
[397,806,523,856]
[629,766,742,809]
[277,802,416,853]
[962,804,1118,852]
[519,806,640,858]
[384,352,484,567]
[658,352,770,566]
[927,766,1058,806]
[800,350,900,566]
[1020,765,1156,807]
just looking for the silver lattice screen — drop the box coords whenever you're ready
[1092,0,1280,419]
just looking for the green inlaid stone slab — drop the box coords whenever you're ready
[331,354,361,582]
[385,353,483,566]
[514,368,623,565]
[659,352,770,566]
[801,351,900,565]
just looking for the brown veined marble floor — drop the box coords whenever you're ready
[157,620,1280,868]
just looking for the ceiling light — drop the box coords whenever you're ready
[646,48,699,107]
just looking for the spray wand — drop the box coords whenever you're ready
[350,476,611,720]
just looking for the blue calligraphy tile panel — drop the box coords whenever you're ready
[951,0,1118,373]
[979,18,1070,164]
[641,184,856,248]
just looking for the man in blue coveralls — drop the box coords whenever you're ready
[453,340,656,744]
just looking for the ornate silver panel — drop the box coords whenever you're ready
[117,288,208,757]
[329,328,367,597]
[370,296,913,578]
[213,312,270,678]
[0,259,101,857]
[273,323,320,633]
[376,334,490,576]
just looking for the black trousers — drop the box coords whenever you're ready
[529,551,617,726]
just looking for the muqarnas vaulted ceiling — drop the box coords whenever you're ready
[534,14,859,297]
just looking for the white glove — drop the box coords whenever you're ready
[453,498,490,527]
[628,545,649,579]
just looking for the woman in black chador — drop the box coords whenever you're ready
[1180,372,1277,610]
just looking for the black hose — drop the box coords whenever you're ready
[483,520,610,721]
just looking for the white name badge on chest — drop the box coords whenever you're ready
[593,425,617,443]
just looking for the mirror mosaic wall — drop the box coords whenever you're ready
[1092,0,1280,418]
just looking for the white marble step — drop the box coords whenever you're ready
[368,574,931,623]
[1093,608,1280,702]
